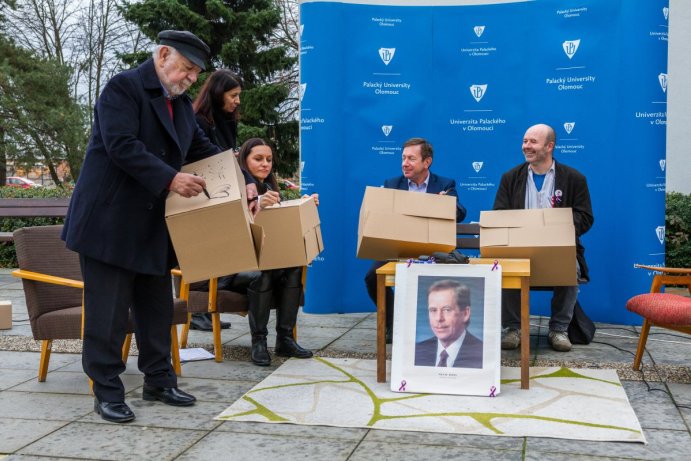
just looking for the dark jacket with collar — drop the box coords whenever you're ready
[383,172,467,222]
[414,331,483,368]
[493,160,594,281]
[62,58,219,275]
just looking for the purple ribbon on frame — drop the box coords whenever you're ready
[399,380,407,391]
[491,260,499,271]
[489,385,496,397]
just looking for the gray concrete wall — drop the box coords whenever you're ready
[667,0,690,194]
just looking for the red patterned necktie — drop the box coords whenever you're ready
[437,349,448,367]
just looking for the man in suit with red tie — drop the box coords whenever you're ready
[364,137,467,343]
[62,30,222,423]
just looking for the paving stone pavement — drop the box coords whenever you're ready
[0,269,689,460]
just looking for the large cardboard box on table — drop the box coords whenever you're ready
[165,151,262,284]
[356,186,456,260]
[253,196,323,270]
[479,208,576,286]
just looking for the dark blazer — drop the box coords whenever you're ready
[62,58,219,275]
[493,160,594,281]
[414,332,483,369]
[383,173,467,222]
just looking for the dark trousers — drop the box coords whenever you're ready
[80,254,176,403]
[365,260,393,328]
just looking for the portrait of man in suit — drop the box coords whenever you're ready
[414,279,484,369]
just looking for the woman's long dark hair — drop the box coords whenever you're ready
[237,138,279,194]
[192,69,243,126]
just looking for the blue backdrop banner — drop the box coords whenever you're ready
[299,0,669,325]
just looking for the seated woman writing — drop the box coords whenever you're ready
[237,138,318,366]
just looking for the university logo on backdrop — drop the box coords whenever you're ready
[563,122,575,134]
[300,24,304,38]
[658,73,668,93]
[663,7,669,21]
[656,226,665,245]
[379,48,396,66]
[474,25,485,37]
[472,161,484,173]
[562,39,581,59]
[659,159,666,172]
[469,84,488,102]
[299,83,307,103]
[381,125,393,136]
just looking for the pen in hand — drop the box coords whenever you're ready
[440,185,455,195]
[192,173,211,199]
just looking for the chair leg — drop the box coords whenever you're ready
[633,318,652,371]
[180,312,191,349]
[121,333,132,364]
[170,325,182,376]
[38,339,52,382]
[212,312,223,362]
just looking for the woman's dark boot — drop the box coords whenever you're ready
[274,285,313,359]
[247,287,273,366]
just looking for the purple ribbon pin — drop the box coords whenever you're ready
[399,380,407,391]
[489,385,496,397]
[491,260,499,271]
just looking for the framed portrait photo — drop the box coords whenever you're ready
[390,263,502,396]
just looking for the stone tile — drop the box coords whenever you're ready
[623,381,688,430]
[0,392,93,421]
[17,421,204,461]
[174,431,356,461]
[349,440,522,460]
[526,428,691,460]
[525,453,631,461]
[643,329,691,367]
[0,324,33,337]
[11,371,142,395]
[0,419,68,453]
[364,429,524,450]
[298,313,369,329]
[0,369,36,390]
[0,351,79,371]
[178,358,274,382]
[126,376,256,404]
[58,355,144,376]
[79,399,225,431]
[323,327,378,354]
[217,421,368,440]
[667,383,691,428]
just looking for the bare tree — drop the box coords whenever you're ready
[271,0,300,121]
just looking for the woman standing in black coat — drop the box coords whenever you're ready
[189,69,243,331]
[193,69,242,151]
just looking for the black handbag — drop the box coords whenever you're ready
[568,300,596,344]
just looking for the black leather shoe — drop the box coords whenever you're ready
[275,336,313,359]
[385,327,393,345]
[191,313,231,330]
[251,339,271,366]
[190,313,213,331]
[94,399,135,423]
[142,384,196,406]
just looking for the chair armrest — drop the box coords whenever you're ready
[634,264,691,275]
[12,269,84,289]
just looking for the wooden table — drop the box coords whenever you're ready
[375,258,532,389]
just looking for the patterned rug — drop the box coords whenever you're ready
[216,357,645,443]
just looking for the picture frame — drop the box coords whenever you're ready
[390,263,502,396]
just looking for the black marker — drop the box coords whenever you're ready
[193,173,211,199]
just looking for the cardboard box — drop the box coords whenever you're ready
[356,186,457,260]
[253,196,324,270]
[0,300,11,330]
[479,208,577,286]
[165,151,263,284]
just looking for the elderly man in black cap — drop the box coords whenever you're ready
[62,30,224,423]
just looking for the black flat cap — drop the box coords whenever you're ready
[157,30,210,71]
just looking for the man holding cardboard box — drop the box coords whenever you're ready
[494,124,594,352]
[364,137,467,343]
[62,31,223,423]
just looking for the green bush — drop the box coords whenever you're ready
[666,192,691,268]
[0,186,73,267]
